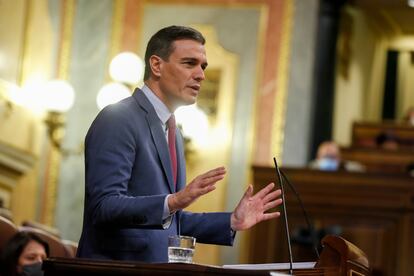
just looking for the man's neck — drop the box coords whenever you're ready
[144,80,174,112]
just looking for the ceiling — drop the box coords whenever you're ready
[351,0,414,35]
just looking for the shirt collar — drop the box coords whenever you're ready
[141,84,172,125]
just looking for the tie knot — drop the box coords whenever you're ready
[167,114,176,129]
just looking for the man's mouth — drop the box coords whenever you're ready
[189,84,200,91]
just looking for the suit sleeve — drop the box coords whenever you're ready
[180,211,235,246]
[84,104,166,229]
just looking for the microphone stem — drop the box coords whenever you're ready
[274,158,293,275]
[281,170,320,259]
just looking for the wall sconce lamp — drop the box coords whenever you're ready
[0,80,19,118]
[2,78,76,154]
[97,52,144,110]
[109,51,144,87]
[42,80,75,150]
[0,90,14,118]
[96,82,131,110]
[175,104,209,159]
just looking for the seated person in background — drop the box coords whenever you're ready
[375,132,399,150]
[309,141,341,171]
[407,162,414,177]
[0,232,49,276]
[309,141,365,172]
[403,106,414,126]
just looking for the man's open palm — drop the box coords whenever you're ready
[231,183,282,231]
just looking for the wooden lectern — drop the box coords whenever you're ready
[43,235,370,276]
[250,166,414,275]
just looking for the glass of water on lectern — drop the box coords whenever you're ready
[168,235,196,263]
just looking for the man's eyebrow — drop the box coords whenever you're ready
[181,57,208,69]
[181,57,198,62]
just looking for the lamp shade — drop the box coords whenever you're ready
[175,104,209,146]
[42,80,75,112]
[109,52,144,85]
[96,82,131,110]
[2,80,24,106]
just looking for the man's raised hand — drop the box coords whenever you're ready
[168,166,226,212]
[231,183,282,231]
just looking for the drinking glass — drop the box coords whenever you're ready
[168,235,196,263]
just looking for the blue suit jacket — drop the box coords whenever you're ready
[76,88,233,262]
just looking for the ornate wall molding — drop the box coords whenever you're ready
[0,141,36,207]
[271,0,293,163]
[40,0,76,226]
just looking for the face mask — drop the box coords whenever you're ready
[410,116,414,126]
[318,158,339,171]
[21,262,44,276]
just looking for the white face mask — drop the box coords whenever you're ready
[317,158,339,171]
[410,116,414,126]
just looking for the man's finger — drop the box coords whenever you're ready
[241,184,253,199]
[253,182,275,199]
[262,212,281,222]
[262,189,282,204]
[203,171,226,183]
[201,184,216,195]
[264,198,283,211]
[201,167,226,178]
[196,169,226,185]
[199,174,225,187]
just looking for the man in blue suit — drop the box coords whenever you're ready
[77,25,282,262]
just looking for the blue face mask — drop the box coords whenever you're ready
[21,262,44,276]
[318,158,339,171]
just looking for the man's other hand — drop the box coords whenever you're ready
[230,183,282,231]
[168,166,226,212]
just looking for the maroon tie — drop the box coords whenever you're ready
[167,114,177,186]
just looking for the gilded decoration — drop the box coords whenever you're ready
[271,0,293,163]
[41,0,76,226]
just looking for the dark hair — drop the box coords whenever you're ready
[143,25,205,80]
[0,232,49,276]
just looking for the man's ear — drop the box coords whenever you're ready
[149,55,163,78]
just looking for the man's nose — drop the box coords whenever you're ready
[194,67,205,81]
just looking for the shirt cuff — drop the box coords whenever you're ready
[163,195,171,219]
[230,227,236,238]
[162,195,174,229]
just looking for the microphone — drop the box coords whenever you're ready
[273,157,293,275]
[280,170,320,259]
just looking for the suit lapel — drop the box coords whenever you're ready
[133,89,175,193]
